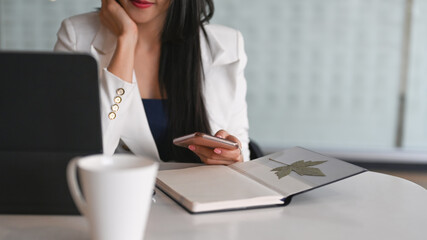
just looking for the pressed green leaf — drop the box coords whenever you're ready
[290,160,327,168]
[293,167,326,176]
[290,160,306,167]
[271,166,285,172]
[271,166,292,179]
[270,159,327,179]
[302,160,328,167]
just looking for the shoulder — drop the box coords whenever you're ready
[56,12,101,52]
[204,24,241,41]
[65,12,100,27]
[204,24,243,51]
[61,12,100,34]
[202,24,245,66]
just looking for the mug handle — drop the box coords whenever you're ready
[66,157,87,215]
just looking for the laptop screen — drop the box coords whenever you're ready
[0,52,102,214]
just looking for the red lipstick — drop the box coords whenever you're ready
[130,0,154,9]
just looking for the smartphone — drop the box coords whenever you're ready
[173,132,239,150]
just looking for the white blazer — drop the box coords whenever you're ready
[54,12,250,162]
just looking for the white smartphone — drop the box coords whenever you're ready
[173,132,239,150]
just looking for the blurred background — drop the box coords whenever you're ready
[0,0,426,187]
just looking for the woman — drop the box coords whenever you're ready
[54,0,249,164]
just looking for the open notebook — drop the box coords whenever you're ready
[156,147,366,213]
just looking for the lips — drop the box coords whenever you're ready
[130,0,154,9]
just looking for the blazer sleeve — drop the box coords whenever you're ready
[229,31,250,161]
[54,18,139,155]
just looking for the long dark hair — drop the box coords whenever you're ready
[159,0,214,162]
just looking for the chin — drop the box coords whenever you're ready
[123,1,168,26]
[129,14,158,25]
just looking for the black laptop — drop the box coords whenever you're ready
[0,52,102,214]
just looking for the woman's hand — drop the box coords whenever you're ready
[100,0,138,42]
[188,130,244,165]
[100,0,137,83]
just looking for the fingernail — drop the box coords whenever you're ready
[188,145,195,151]
[216,135,224,139]
[214,148,222,154]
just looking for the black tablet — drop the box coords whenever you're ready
[0,51,102,214]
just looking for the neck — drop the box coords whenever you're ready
[135,13,166,51]
[136,24,162,50]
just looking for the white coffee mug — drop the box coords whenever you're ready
[67,154,158,240]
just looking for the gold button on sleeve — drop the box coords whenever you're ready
[111,104,119,112]
[116,88,125,96]
[113,96,122,104]
[108,112,116,120]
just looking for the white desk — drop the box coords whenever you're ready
[1,171,426,240]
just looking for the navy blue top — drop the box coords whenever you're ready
[142,99,171,161]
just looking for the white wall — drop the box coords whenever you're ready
[1,0,426,154]
[0,0,99,50]
[404,0,427,150]
[213,0,426,152]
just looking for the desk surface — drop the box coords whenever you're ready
[1,171,426,240]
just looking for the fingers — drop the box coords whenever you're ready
[189,145,237,161]
[102,0,118,7]
[99,0,137,38]
[213,129,228,139]
[188,129,244,165]
[101,0,117,12]
[99,0,114,26]
[214,146,241,161]
[214,130,242,147]
[201,158,237,165]
[188,145,218,160]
